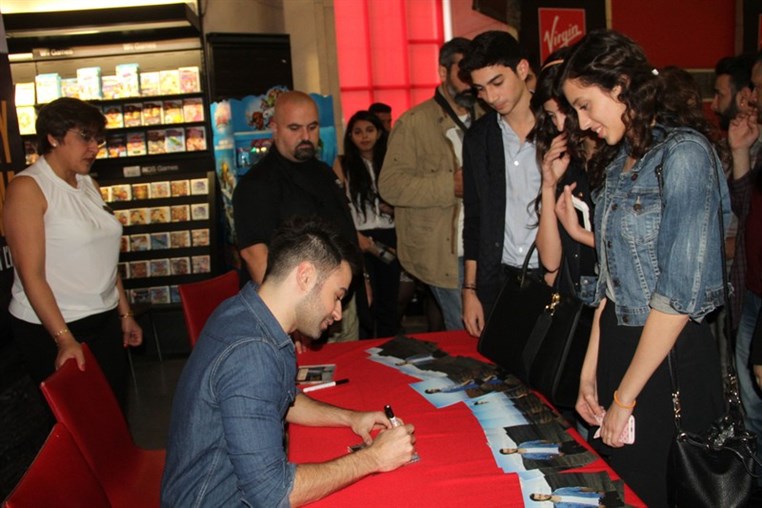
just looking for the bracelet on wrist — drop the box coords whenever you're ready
[52,327,71,342]
[613,390,636,410]
[119,311,134,319]
[462,283,477,291]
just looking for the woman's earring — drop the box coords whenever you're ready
[52,142,57,147]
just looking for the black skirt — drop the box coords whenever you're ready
[593,301,723,507]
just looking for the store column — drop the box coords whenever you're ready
[283,0,343,134]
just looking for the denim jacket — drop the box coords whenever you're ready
[593,125,731,326]
[161,283,297,508]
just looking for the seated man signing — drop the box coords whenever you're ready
[161,217,415,507]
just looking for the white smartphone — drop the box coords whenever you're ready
[571,195,592,232]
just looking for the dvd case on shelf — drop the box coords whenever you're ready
[150,181,171,198]
[170,230,191,248]
[131,183,150,200]
[170,257,191,275]
[192,255,211,274]
[170,180,190,197]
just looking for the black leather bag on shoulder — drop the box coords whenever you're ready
[667,352,759,508]
[657,150,761,507]
[477,243,591,408]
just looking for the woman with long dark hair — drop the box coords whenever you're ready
[561,30,729,506]
[334,110,400,337]
[531,47,602,302]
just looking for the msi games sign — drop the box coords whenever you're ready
[538,8,586,62]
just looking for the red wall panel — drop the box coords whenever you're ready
[368,0,408,88]
[611,0,735,68]
[335,0,371,90]
[335,0,443,127]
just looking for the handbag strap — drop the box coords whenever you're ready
[659,139,742,429]
[433,87,473,133]
[667,350,684,431]
[518,241,538,287]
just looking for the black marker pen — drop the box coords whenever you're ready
[384,404,401,427]
[384,404,420,463]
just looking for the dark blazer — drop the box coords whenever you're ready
[462,110,508,316]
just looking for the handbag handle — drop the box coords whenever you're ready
[518,241,538,287]
[518,241,571,293]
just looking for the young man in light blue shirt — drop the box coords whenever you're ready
[459,31,542,337]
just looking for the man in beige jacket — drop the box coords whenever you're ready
[379,38,482,330]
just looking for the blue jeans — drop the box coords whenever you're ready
[429,257,464,331]
[735,289,762,478]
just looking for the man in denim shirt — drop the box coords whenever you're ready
[161,218,415,507]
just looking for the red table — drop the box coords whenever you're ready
[288,331,645,507]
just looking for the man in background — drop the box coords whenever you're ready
[379,37,481,331]
[727,50,762,476]
[712,54,755,132]
[369,102,393,132]
[233,91,370,340]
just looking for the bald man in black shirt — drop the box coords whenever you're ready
[233,91,370,341]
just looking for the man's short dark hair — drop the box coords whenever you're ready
[715,54,754,94]
[264,217,360,283]
[369,102,391,114]
[439,37,471,69]
[458,30,525,84]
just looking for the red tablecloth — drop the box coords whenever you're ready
[288,331,645,507]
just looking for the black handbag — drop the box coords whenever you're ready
[477,243,591,408]
[667,351,759,507]
[657,145,761,507]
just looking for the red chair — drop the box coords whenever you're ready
[3,423,110,508]
[40,344,165,508]
[178,270,240,347]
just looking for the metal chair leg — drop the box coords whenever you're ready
[126,348,139,394]
[148,310,163,362]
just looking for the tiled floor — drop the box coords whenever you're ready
[127,356,186,450]
[126,314,431,449]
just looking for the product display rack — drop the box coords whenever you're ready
[100,170,218,305]
[10,38,210,172]
[5,4,221,311]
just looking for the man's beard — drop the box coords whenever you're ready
[294,141,316,161]
[454,88,476,109]
[295,283,327,339]
[446,80,475,109]
[718,102,738,131]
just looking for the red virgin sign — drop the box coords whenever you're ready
[538,8,586,63]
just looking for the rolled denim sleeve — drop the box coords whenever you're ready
[213,341,296,508]
[651,137,728,319]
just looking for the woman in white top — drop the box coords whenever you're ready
[4,97,142,410]
[333,110,400,337]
